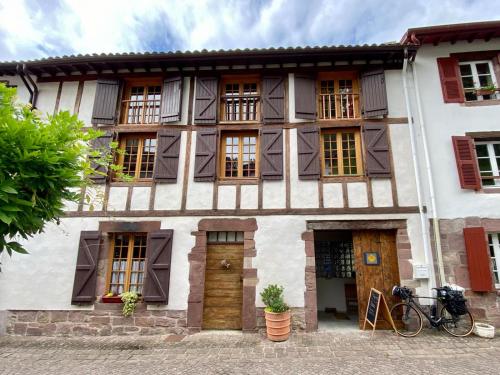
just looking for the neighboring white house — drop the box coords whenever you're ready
[402,20,500,326]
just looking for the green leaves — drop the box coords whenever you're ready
[260,284,289,313]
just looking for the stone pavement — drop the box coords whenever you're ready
[0,330,499,375]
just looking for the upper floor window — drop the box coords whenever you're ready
[321,128,362,177]
[117,133,157,180]
[459,61,500,101]
[487,233,500,288]
[108,233,147,295]
[122,82,162,124]
[220,131,259,179]
[317,73,360,120]
[220,78,260,122]
[475,141,500,187]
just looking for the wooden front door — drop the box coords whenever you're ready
[352,230,400,329]
[202,243,244,329]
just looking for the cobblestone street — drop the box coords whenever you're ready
[0,330,499,374]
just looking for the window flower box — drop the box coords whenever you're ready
[101,295,122,303]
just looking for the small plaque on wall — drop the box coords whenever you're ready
[363,252,380,265]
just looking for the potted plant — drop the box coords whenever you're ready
[101,292,122,303]
[120,291,139,317]
[260,284,291,342]
[476,84,498,96]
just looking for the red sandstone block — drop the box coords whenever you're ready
[134,317,155,327]
[50,311,68,323]
[13,322,27,335]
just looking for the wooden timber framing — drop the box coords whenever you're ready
[65,206,420,218]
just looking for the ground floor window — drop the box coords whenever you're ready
[107,233,147,294]
[487,233,500,288]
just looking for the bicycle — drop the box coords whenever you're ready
[390,285,475,337]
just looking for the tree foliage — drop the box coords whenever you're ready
[0,83,107,256]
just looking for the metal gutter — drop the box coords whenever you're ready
[15,64,38,109]
[401,48,437,291]
[410,58,446,286]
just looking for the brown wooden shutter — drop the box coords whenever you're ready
[71,231,100,304]
[361,69,388,118]
[143,230,173,304]
[463,227,494,292]
[492,53,500,90]
[294,75,316,120]
[260,128,283,180]
[194,129,217,181]
[153,129,181,183]
[437,57,465,103]
[194,77,218,124]
[363,123,391,178]
[297,126,320,180]
[91,80,121,125]
[262,76,285,123]
[89,131,113,184]
[452,136,481,190]
[160,77,183,123]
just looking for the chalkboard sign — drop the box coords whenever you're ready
[366,289,381,326]
[363,288,396,336]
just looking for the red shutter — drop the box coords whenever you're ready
[463,227,494,292]
[143,230,173,304]
[437,57,464,103]
[452,136,481,190]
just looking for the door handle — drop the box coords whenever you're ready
[220,259,231,270]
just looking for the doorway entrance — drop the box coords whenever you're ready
[315,229,400,330]
[202,231,244,330]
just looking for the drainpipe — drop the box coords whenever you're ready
[401,48,437,291]
[16,64,38,109]
[410,58,446,287]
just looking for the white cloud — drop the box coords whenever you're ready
[0,0,499,61]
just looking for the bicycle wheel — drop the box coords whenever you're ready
[440,306,474,337]
[390,302,423,337]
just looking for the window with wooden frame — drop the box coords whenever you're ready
[317,72,360,120]
[116,133,157,180]
[107,233,147,295]
[220,77,260,122]
[459,61,499,102]
[487,233,500,288]
[220,132,259,179]
[121,80,162,124]
[475,140,500,187]
[321,128,363,177]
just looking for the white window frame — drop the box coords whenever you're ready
[459,60,499,101]
[475,141,500,187]
[487,233,500,288]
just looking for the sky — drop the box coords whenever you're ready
[0,0,499,62]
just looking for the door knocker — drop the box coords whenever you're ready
[220,259,231,270]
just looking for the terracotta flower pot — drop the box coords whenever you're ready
[264,310,291,342]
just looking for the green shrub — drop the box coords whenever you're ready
[260,284,289,313]
[120,291,139,317]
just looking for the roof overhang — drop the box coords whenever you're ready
[401,20,500,46]
[0,45,409,78]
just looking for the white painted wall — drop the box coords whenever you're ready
[154,131,187,211]
[385,70,407,118]
[240,185,258,209]
[78,80,97,126]
[218,185,236,209]
[186,131,213,210]
[347,182,368,208]
[58,81,79,113]
[410,38,500,218]
[107,187,128,211]
[323,183,344,208]
[316,277,356,312]
[5,75,32,104]
[130,187,150,211]
[371,179,393,207]
[289,128,319,208]
[35,82,59,117]
[0,213,427,311]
